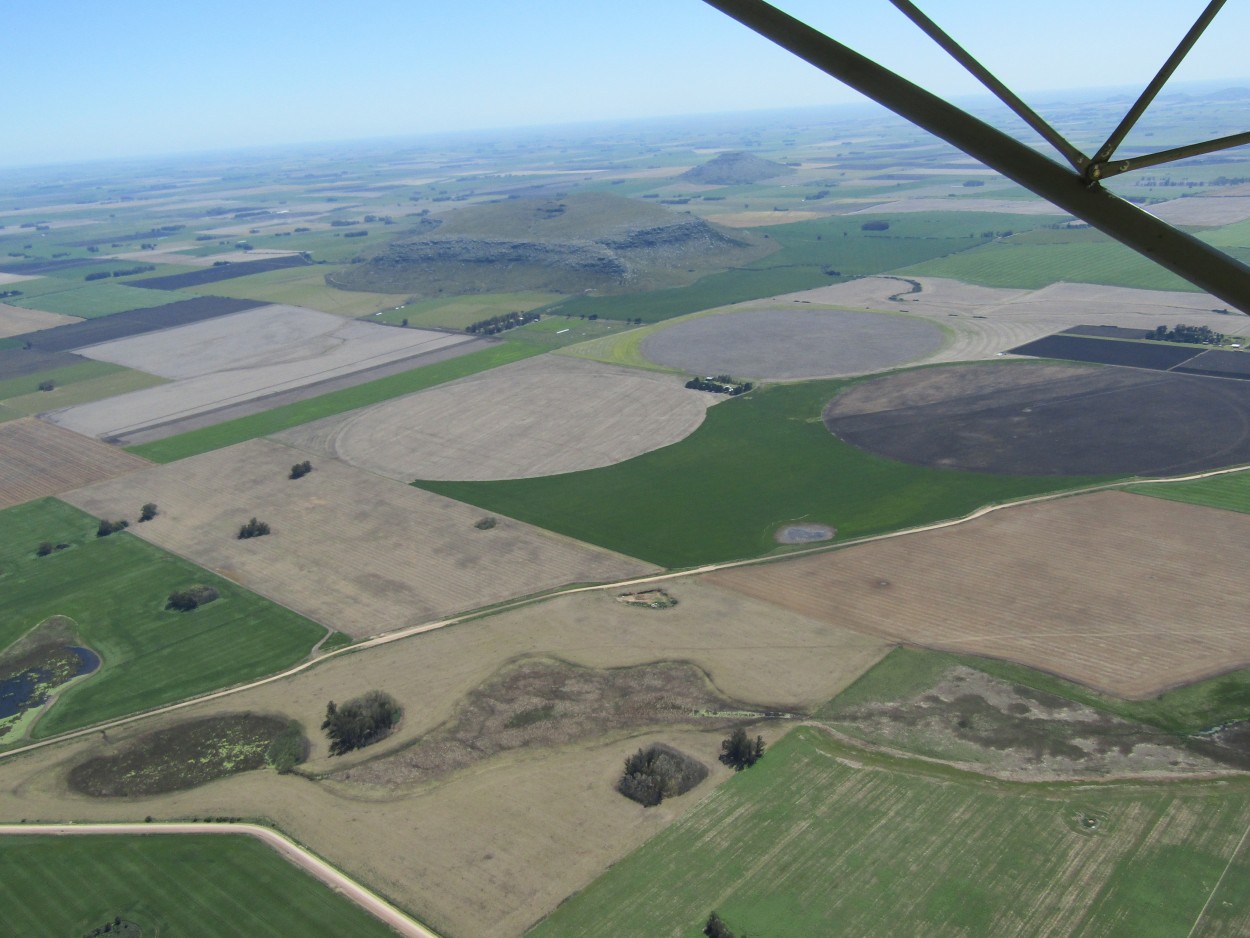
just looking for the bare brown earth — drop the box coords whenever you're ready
[60,439,657,638]
[0,418,150,509]
[0,303,79,338]
[705,491,1250,699]
[275,355,714,482]
[0,579,881,937]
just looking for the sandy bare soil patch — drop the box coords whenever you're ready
[275,355,713,482]
[707,491,1250,699]
[0,419,150,510]
[0,304,79,338]
[50,306,473,440]
[850,197,1069,215]
[0,577,881,936]
[641,307,945,380]
[61,439,656,638]
[1149,195,1250,227]
[0,273,40,286]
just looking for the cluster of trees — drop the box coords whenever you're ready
[81,915,130,938]
[237,517,271,539]
[343,229,369,238]
[36,541,69,556]
[685,375,753,396]
[704,912,744,938]
[465,310,542,335]
[165,584,220,612]
[37,380,54,392]
[84,264,155,281]
[289,460,313,479]
[321,690,402,756]
[1147,323,1225,345]
[0,289,23,299]
[96,519,129,538]
[617,743,709,807]
[139,503,158,522]
[861,220,890,231]
[720,727,765,771]
[267,721,306,774]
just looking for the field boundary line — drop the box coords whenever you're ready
[0,821,441,938]
[1186,816,1250,938]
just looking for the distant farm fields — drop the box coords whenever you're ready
[0,834,402,937]
[529,727,1250,938]
[0,498,327,739]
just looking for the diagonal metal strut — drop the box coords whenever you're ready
[701,0,1250,315]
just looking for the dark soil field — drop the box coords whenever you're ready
[0,349,84,381]
[824,361,1250,475]
[1176,348,1250,380]
[13,296,263,353]
[132,255,309,291]
[1009,333,1203,370]
[1061,325,1152,340]
[640,308,945,380]
[67,714,299,797]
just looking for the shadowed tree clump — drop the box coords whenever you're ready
[289,460,312,479]
[617,743,708,807]
[96,519,129,538]
[321,690,402,756]
[165,584,220,612]
[719,727,765,771]
[237,517,270,539]
[138,502,158,522]
[705,911,737,938]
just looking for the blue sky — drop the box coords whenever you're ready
[4,0,1247,168]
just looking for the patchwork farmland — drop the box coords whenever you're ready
[0,418,149,509]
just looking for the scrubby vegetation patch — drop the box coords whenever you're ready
[618,742,708,807]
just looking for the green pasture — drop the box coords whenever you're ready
[0,367,165,422]
[370,290,560,328]
[128,340,542,463]
[416,372,1106,568]
[821,645,1250,735]
[529,727,1250,938]
[0,834,402,937]
[1128,469,1250,517]
[197,265,410,317]
[11,281,203,318]
[0,499,327,739]
[0,359,127,402]
[542,210,1050,322]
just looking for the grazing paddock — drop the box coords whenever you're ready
[50,306,474,441]
[276,355,714,482]
[0,419,149,509]
[529,727,1250,938]
[62,439,657,638]
[0,304,78,338]
[825,361,1250,476]
[706,491,1250,699]
[639,306,945,380]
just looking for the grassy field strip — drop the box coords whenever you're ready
[1128,466,1250,514]
[0,368,166,420]
[1187,820,1250,938]
[0,824,438,938]
[126,340,542,463]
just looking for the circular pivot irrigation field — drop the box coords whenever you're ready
[824,362,1250,476]
[640,308,945,380]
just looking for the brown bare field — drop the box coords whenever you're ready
[0,418,150,509]
[51,306,473,440]
[0,578,882,936]
[1149,195,1250,226]
[61,438,657,638]
[0,303,79,338]
[275,355,714,482]
[705,491,1250,699]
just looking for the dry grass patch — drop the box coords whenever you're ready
[707,491,1250,698]
[850,197,1069,214]
[0,419,149,509]
[61,439,656,638]
[0,303,79,338]
[1149,195,1250,227]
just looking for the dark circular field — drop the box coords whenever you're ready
[823,362,1250,476]
[641,308,945,380]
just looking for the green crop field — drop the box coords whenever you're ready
[370,290,560,328]
[0,368,165,422]
[204,265,411,317]
[0,834,403,937]
[539,211,1052,322]
[1129,470,1250,518]
[417,373,1107,567]
[820,645,1250,736]
[529,727,1250,938]
[0,359,129,402]
[0,499,327,739]
[12,282,203,318]
[128,340,542,463]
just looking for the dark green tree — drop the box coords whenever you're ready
[719,727,764,770]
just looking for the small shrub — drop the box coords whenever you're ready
[237,517,271,539]
[36,541,54,557]
[474,516,497,530]
[719,727,765,771]
[96,519,129,538]
[289,460,312,479]
[705,911,736,938]
[860,219,890,231]
[267,721,307,774]
[166,584,220,612]
[37,379,54,392]
[138,502,158,522]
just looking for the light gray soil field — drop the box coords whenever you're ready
[275,355,715,482]
[0,303,79,338]
[706,491,1250,698]
[639,307,946,379]
[47,305,474,441]
[850,197,1069,215]
[0,580,884,937]
[1149,195,1250,226]
[61,438,656,637]
[0,418,150,509]
[0,273,39,286]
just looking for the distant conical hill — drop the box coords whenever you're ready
[679,151,796,185]
[328,191,771,297]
